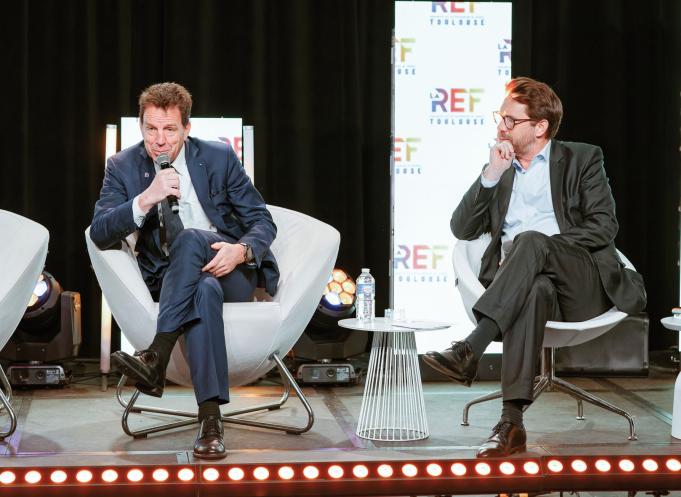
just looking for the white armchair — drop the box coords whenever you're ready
[453,235,637,440]
[85,205,340,437]
[0,210,49,439]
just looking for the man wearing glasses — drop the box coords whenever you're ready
[90,82,279,459]
[423,77,646,457]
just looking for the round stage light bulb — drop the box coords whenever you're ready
[619,459,635,472]
[328,465,344,479]
[547,460,563,472]
[323,292,342,306]
[278,466,294,480]
[25,471,41,484]
[76,470,92,483]
[50,470,67,483]
[203,468,220,482]
[34,278,49,298]
[332,269,347,282]
[152,469,169,482]
[253,467,269,480]
[401,464,418,477]
[642,459,658,472]
[127,469,143,482]
[523,461,540,475]
[450,462,467,476]
[426,463,442,477]
[499,462,515,475]
[101,469,118,483]
[302,466,319,479]
[177,468,194,482]
[228,467,245,480]
[594,459,611,472]
[571,460,587,473]
[666,458,681,471]
[377,464,393,478]
[352,465,369,478]
[0,471,15,484]
[475,462,491,476]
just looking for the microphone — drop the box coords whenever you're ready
[155,153,179,214]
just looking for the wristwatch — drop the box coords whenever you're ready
[239,242,253,263]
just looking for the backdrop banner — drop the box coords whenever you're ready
[392,1,511,353]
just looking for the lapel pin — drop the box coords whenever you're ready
[144,172,150,178]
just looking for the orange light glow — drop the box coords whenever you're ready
[278,466,294,480]
[178,468,195,482]
[475,462,491,476]
[203,468,220,482]
[377,464,393,478]
[50,470,67,484]
[127,469,143,482]
[619,459,635,472]
[547,460,563,472]
[595,459,611,472]
[352,465,369,478]
[523,461,540,475]
[642,459,658,472]
[152,469,169,482]
[571,460,587,473]
[302,466,319,479]
[102,469,118,483]
[228,468,245,481]
[25,471,41,484]
[253,467,270,481]
[76,470,93,483]
[426,463,442,476]
[451,463,467,476]
[0,471,15,485]
[328,465,344,479]
[499,462,515,475]
[666,458,681,471]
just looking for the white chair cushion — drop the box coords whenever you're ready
[0,211,49,350]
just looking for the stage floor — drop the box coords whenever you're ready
[1,367,679,496]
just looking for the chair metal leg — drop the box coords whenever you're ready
[551,376,637,440]
[0,365,17,440]
[461,389,502,426]
[116,353,314,438]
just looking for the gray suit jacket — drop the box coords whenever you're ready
[451,140,646,314]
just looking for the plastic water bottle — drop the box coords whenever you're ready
[356,268,375,322]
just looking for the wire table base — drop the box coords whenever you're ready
[356,330,428,441]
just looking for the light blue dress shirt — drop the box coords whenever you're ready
[480,140,560,246]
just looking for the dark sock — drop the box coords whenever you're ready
[198,398,221,421]
[464,316,500,359]
[149,327,184,368]
[501,400,525,427]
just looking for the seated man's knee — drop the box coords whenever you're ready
[197,275,224,300]
[170,228,206,256]
[529,275,555,300]
[513,230,549,251]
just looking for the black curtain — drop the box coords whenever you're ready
[1,0,678,357]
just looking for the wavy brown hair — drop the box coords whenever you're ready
[138,82,192,126]
[506,77,563,139]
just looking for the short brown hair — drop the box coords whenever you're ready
[505,77,563,139]
[138,82,192,126]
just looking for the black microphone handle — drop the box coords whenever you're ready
[158,159,180,214]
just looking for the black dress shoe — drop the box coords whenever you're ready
[422,341,479,386]
[111,349,165,397]
[476,421,527,458]
[194,416,226,460]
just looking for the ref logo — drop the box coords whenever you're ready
[218,136,243,161]
[430,88,484,113]
[394,244,448,270]
[498,39,511,64]
[394,137,420,163]
[395,37,415,63]
[431,1,475,13]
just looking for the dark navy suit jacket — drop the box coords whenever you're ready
[90,137,279,297]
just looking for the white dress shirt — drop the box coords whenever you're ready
[132,144,217,232]
[480,140,560,245]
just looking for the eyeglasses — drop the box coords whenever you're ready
[492,111,536,130]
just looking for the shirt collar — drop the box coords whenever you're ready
[512,140,551,174]
[171,144,187,175]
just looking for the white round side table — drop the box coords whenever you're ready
[661,317,681,439]
[338,318,450,442]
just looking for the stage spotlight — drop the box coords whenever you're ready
[0,271,81,387]
[294,267,368,385]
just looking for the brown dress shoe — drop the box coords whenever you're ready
[194,416,226,460]
[111,349,165,397]
[422,341,479,386]
[476,421,527,458]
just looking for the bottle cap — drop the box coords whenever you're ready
[362,268,370,273]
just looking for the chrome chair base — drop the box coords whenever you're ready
[461,348,637,441]
[0,365,17,440]
[115,353,314,439]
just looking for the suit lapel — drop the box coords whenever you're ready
[549,141,568,232]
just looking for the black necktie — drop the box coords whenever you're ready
[159,198,184,253]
